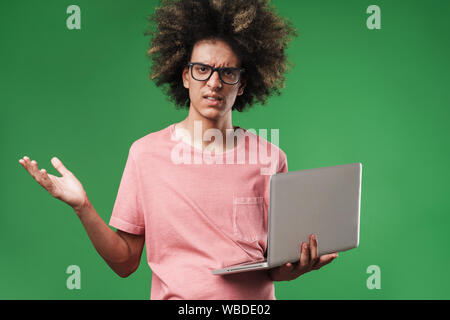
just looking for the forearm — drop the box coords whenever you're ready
[74,198,133,273]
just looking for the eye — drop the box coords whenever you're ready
[195,65,211,74]
[222,69,237,78]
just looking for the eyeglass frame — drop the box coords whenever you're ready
[187,62,245,85]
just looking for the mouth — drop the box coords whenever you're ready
[203,94,223,106]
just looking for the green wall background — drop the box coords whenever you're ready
[1,0,449,299]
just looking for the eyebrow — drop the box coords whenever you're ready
[191,62,241,69]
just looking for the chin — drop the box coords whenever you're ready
[199,104,229,120]
[200,109,222,121]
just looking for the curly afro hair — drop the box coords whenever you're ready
[145,0,298,112]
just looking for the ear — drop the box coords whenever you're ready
[182,66,190,89]
[237,78,246,96]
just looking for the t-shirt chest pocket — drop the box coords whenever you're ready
[232,196,265,243]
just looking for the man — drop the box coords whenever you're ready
[19,0,337,299]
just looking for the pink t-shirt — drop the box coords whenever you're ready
[109,123,288,300]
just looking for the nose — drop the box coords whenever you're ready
[206,70,222,90]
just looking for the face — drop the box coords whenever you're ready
[182,38,246,121]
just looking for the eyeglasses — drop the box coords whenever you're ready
[188,62,245,85]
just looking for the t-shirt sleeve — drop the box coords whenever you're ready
[109,145,145,235]
[265,147,288,197]
[277,149,288,173]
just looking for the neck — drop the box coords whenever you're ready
[175,103,238,151]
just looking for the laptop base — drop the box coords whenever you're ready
[212,261,269,275]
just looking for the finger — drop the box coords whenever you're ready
[20,156,31,171]
[29,160,51,187]
[313,253,338,270]
[28,160,49,186]
[19,157,28,169]
[30,160,40,176]
[21,156,35,175]
[297,242,310,271]
[38,168,56,193]
[309,234,319,267]
[19,157,30,173]
[51,157,70,176]
[285,262,295,271]
[20,157,56,190]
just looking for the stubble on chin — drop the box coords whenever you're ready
[195,101,230,120]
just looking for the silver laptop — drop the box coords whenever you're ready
[212,162,362,275]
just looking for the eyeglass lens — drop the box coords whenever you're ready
[191,64,240,84]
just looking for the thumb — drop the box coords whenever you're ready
[51,157,71,176]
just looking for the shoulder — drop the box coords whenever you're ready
[128,124,173,158]
[241,127,287,160]
[239,127,288,172]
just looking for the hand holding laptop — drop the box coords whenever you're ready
[212,163,361,276]
[268,234,338,281]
